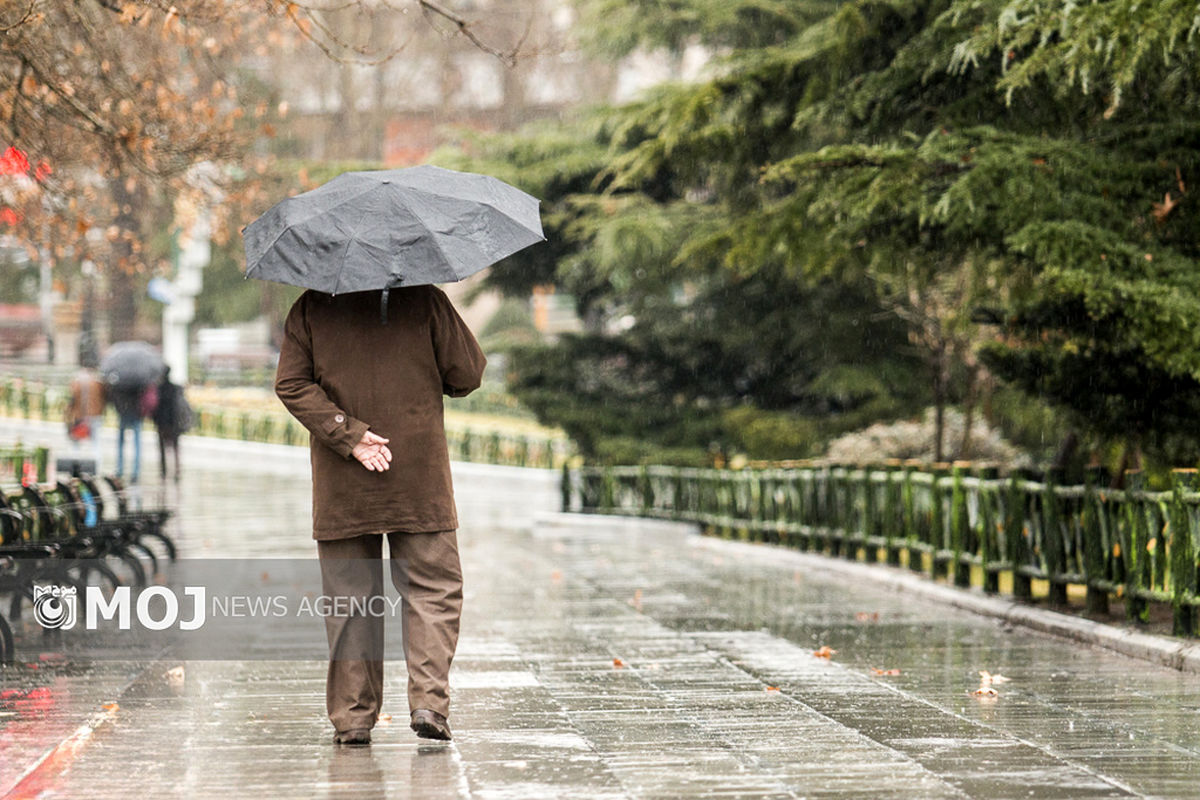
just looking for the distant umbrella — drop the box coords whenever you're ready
[241,165,545,297]
[99,341,164,390]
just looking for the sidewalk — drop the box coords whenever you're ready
[2,428,1200,798]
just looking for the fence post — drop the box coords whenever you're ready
[34,446,48,483]
[883,460,903,566]
[1082,466,1110,616]
[601,467,615,513]
[1123,470,1150,623]
[929,463,950,579]
[561,463,572,512]
[902,460,922,573]
[1042,468,1069,605]
[1169,469,1198,636]
[639,465,653,517]
[950,462,972,587]
[1008,470,1033,601]
[978,465,1000,593]
[862,466,878,563]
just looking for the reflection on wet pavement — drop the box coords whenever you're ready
[2,448,1200,798]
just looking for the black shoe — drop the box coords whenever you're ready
[333,728,371,745]
[410,709,452,740]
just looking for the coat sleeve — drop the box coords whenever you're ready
[429,287,486,398]
[275,294,370,459]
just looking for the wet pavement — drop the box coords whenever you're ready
[2,421,1200,798]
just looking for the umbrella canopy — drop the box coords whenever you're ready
[242,165,544,295]
[99,341,164,390]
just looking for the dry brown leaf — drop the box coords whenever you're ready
[812,646,837,659]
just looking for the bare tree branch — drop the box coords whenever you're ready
[418,0,520,66]
[0,0,37,33]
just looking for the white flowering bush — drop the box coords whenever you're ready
[823,407,1032,468]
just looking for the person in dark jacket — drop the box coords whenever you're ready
[152,366,189,482]
[109,384,147,483]
[275,285,486,745]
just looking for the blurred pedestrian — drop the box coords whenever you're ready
[109,381,155,484]
[275,286,485,745]
[65,355,106,474]
[152,366,191,482]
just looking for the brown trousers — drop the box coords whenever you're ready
[317,531,462,733]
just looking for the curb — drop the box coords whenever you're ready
[542,511,1200,675]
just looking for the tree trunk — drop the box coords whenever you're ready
[958,362,978,460]
[106,174,143,343]
[1052,429,1079,473]
[931,344,946,463]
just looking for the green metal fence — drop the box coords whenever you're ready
[0,445,49,485]
[0,377,570,470]
[190,405,570,468]
[566,462,1200,636]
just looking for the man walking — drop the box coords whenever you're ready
[152,366,191,482]
[275,285,485,745]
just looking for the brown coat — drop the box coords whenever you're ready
[275,286,486,540]
[67,370,106,420]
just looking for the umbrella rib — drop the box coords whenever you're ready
[390,189,462,282]
[329,193,381,296]
[399,185,545,241]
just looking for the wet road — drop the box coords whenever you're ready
[2,426,1200,798]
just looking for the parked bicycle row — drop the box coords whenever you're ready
[0,472,177,665]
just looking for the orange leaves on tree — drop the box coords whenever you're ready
[0,208,23,226]
[812,645,837,659]
[1152,192,1179,223]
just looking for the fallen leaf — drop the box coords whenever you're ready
[812,646,837,659]
[871,668,901,676]
[612,658,625,668]
[549,569,563,583]
[765,686,780,692]
[102,702,119,711]
[855,611,880,622]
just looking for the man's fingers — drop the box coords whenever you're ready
[380,446,392,463]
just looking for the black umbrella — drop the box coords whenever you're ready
[242,165,544,298]
[99,341,164,390]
